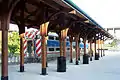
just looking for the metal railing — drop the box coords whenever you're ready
[0,52,70,65]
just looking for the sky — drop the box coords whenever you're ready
[71,0,120,28]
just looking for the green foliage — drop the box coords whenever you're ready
[8,32,20,56]
[110,39,117,47]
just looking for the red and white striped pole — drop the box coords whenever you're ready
[35,31,42,57]
[36,39,41,57]
[23,39,27,57]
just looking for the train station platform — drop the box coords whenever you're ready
[1,51,120,80]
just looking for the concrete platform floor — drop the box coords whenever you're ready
[1,51,120,80]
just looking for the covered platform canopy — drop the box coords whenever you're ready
[0,0,112,38]
[0,0,113,80]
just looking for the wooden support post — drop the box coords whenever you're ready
[46,37,48,67]
[41,35,47,75]
[103,40,105,56]
[62,28,68,57]
[1,29,8,80]
[70,40,73,63]
[97,34,100,58]
[83,37,89,64]
[40,22,49,75]
[101,35,104,57]
[60,38,63,56]
[1,0,20,79]
[103,36,105,56]
[75,38,79,65]
[20,34,24,72]
[1,15,9,80]
[94,38,97,54]
[78,40,80,60]
[75,35,79,65]
[63,39,66,57]
[97,40,100,56]
[90,40,92,50]
[78,47,81,60]
[69,36,73,63]
[100,39,103,57]
[90,40,93,61]
[84,38,86,55]
[57,28,68,72]
[19,0,25,72]
[57,33,65,72]
[94,36,99,60]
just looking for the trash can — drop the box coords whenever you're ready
[57,56,66,72]
[83,54,89,64]
[95,53,99,60]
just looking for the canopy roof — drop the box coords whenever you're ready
[0,0,113,39]
[63,0,113,39]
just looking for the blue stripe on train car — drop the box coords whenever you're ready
[66,41,70,47]
[47,40,70,47]
[47,40,59,47]
[73,42,89,48]
[47,40,88,48]
[79,43,89,48]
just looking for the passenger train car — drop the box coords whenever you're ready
[24,28,89,57]
[47,33,70,54]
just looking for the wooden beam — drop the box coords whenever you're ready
[83,37,87,55]
[40,22,49,75]
[20,36,24,72]
[63,39,66,57]
[40,0,62,10]
[41,35,47,75]
[94,37,97,54]
[89,39,93,61]
[19,0,25,72]
[59,37,63,56]
[1,13,9,80]
[69,36,73,63]
[78,40,80,60]
[75,35,79,65]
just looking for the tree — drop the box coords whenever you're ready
[110,39,117,47]
[8,32,20,57]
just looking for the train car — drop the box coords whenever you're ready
[47,32,70,54]
[24,29,70,57]
[24,28,89,58]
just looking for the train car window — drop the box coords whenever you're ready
[67,48,70,50]
[49,48,54,51]
[66,38,69,41]
[48,36,54,40]
[56,37,59,40]
[56,48,60,51]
